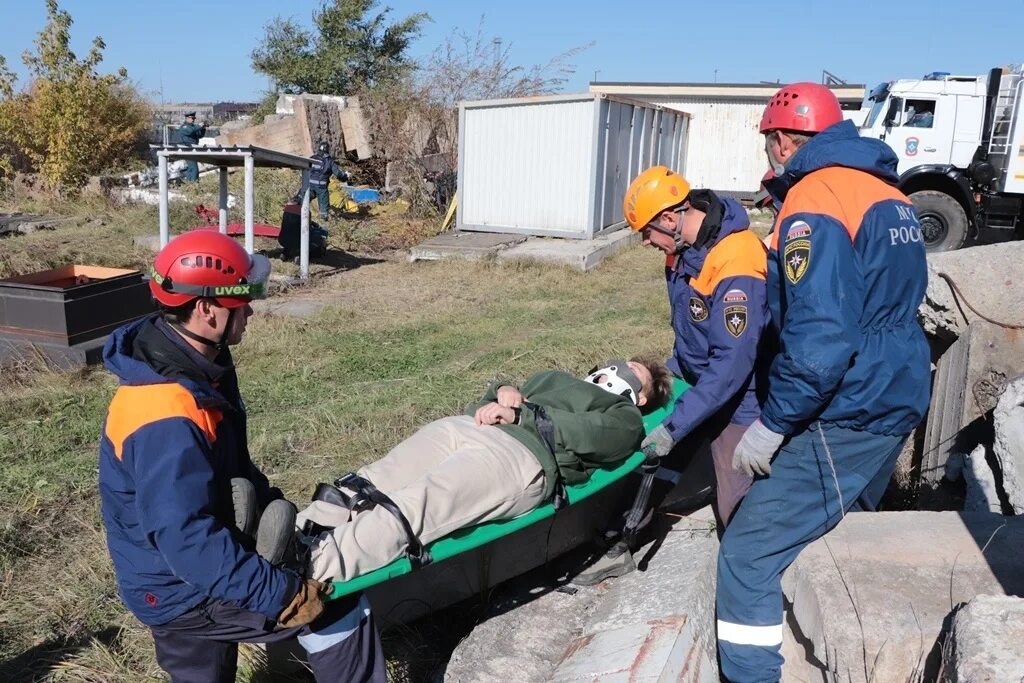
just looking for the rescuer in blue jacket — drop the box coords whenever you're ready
[307,141,349,217]
[716,83,931,682]
[575,167,769,585]
[98,230,384,682]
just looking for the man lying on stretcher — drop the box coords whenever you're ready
[254,358,672,582]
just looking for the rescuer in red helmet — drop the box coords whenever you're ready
[715,83,931,681]
[98,231,385,682]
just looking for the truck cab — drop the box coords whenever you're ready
[858,69,1024,252]
[861,74,986,174]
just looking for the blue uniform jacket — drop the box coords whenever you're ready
[98,317,298,626]
[310,152,345,188]
[761,120,930,436]
[663,197,769,443]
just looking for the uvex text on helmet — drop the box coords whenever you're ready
[149,231,271,309]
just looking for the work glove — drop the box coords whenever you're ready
[640,424,675,460]
[732,420,785,477]
[277,579,333,628]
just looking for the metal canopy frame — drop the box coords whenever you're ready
[152,144,316,279]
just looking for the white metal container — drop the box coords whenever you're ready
[457,94,689,239]
[617,95,765,195]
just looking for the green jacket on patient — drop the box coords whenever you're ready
[465,370,645,500]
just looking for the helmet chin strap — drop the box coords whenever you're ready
[171,306,236,353]
[671,211,687,255]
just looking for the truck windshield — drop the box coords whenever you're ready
[863,82,891,129]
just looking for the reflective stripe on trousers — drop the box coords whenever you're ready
[715,423,907,682]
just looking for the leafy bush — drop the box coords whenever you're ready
[0,0,151,191]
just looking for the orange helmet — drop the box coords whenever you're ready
[623,166,691,231]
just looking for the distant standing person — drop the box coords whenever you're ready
[308,141,350,218]
[178,112,206,182]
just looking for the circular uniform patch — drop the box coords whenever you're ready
[689,296,709,322]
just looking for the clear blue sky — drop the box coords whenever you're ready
[0,0,1018,103]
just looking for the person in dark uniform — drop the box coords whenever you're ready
[178,112,207,182]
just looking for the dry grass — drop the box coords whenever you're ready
[0,206,672,680]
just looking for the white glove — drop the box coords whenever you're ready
[733,420,785,477]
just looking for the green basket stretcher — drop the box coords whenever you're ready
[328,378,691,600]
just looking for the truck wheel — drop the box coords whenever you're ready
[909,191,968,252]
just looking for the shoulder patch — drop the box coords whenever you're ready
[689,296,709,322]
[784,239,811,284]
[724,305,748,338]
[786,220,812,241]
[723,288,748,303]
[104,383,222,461]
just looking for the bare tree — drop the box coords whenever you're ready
[361,16,590,216]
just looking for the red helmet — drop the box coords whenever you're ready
[760,82,843,134]
[149,231,271,309]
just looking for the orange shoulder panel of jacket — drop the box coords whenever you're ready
[772,166,910,250]
[691,229,768,296]
[104,383,221,461]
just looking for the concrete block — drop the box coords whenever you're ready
[994,376,1024,514]
[920,242,1024,341]
[551,616,712,683]
[409,231,527,262]
[496,229,641,272]
[782,511,1024,683]
[941,594,1024,682]
[921,322,1024,504]
[445,512,719,682]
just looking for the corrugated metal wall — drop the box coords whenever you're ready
[460,98,595,236]
[638,96,765,194]
[458,95,689,238]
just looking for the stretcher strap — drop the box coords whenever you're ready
[523,402,568,510]
[333,473,433,569]
[621,451,660,545]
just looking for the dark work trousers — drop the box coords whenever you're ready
[309,185,330,217]
[150,593,385,683]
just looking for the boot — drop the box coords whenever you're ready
[230,478,259,538]
[573,540,636,586]
[256,499,299,567]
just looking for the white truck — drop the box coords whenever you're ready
[859,67,1024,251]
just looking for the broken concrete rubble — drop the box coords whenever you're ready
[993,375,1024,515]
[444,509,719,682]
[215,93,374,160]
[782,511,1024,683]
[947,445,1003,513]
[921,321,1024,506]
[941,594,1024,682]
[919,241,1024,341]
